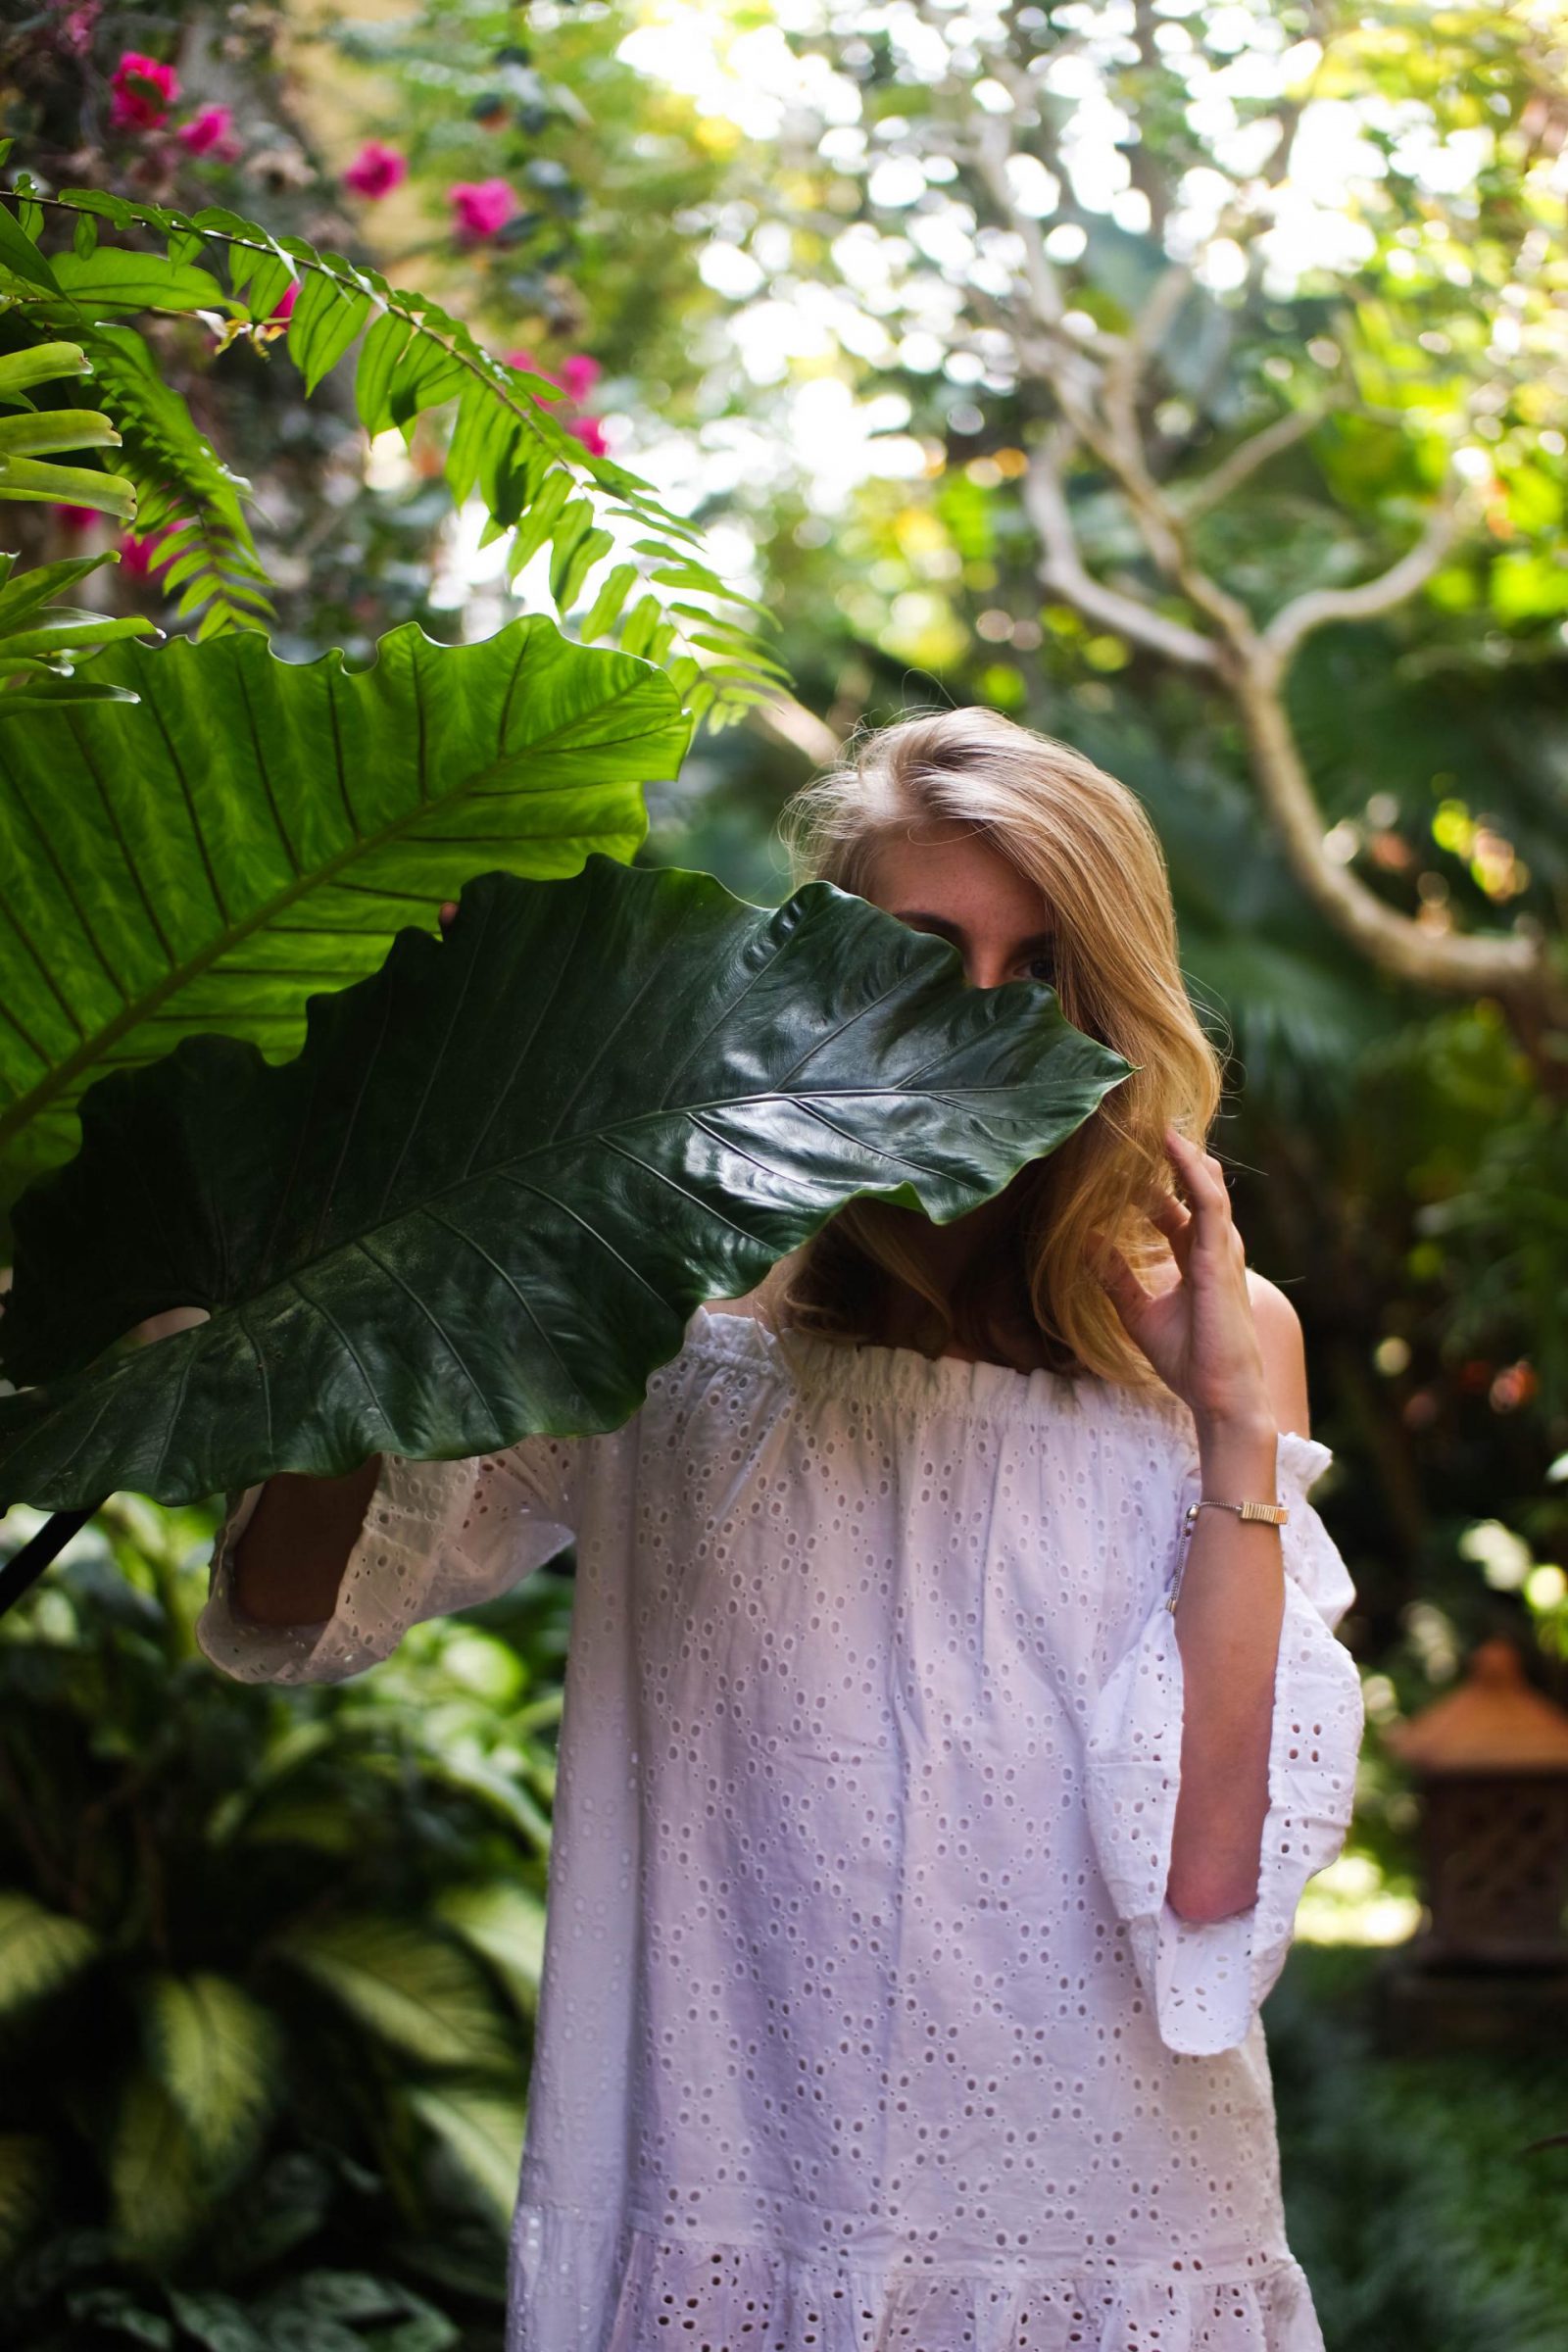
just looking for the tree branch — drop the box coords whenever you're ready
[970,112,1065,332]
[1232,666,1550,1000]
[1177,402,1334,519]
[1020,426,1218,669]
[1262,495,1463,669]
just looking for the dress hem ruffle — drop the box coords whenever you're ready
[509,2200,1325,2352]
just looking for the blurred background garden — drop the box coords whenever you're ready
[1,0,1567,2344]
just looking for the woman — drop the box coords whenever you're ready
[200,708,1364,2351]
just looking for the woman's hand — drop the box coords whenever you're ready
[1091,1126,1275,1442]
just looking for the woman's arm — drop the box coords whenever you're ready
[1165,1281,1308,1922]
[230,1456,385,1626]
[1091,1125,1318,1927]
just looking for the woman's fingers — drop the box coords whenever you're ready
[1165,1127,1231,1225]
[438,900,458,933]
[1146,1187,1193,1267]
[1087,1229,1152,1331]
[1164,1125,1248,1268]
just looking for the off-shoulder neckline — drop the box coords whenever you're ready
[686,1303,1125,1429]
[681,1305,1333,1483]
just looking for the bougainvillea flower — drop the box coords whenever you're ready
[566,415,610,458]
[448,178,517,240]
[118,522,182,578]
[51,503,100,533]
[504,348,562,387]
[60,4,102,60]
[559,353,603,402]
[343,139,408,199]
[110,50,178,131]
[176,104,236,157]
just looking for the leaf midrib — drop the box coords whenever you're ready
[0,664,662,1152]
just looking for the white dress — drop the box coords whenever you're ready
[199,1304,1364,2352]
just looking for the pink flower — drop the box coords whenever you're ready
[343,139,408,200]
[559,353,602,402]
[118,522,181,578]
[566,415,610,458]
[52,503,100,532]
[58,2,101,59]
[176,103,236,158]
[110,50,179,131]
[448,177,516,241]
[504,348,562,388]
[270,278,299,322]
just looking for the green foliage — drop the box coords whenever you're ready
[0,547,159,710]
[75,323,275,640]
[0,1493,572,2338]
[0,1889,98,2015]
[0,339,160,708]
[0,856,1130,1510]
[1359,1004,1568,1416]
[404,2087,530,2235]
[137,1974,283,2171]
[1269,1943,1568,2352]
[273,1918,515,2074]
[0,185,781,721]
[0,614,678,1222]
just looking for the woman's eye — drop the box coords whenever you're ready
[1025,956,1055,984]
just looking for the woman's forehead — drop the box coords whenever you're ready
[864,824,1052,924]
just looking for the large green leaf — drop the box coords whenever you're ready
[108,2068,210,2265]
[0,1891,98,2015]
[406,2084,528,2230]
[0,617,681,1225]
[136,1972,282,2168]
[273,1916,515,2072]
[0,858,1132,1510]
[432,1884,547,2015]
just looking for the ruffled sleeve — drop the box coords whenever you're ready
[1083,1427,1363,2056]
[195,1434,582,1687]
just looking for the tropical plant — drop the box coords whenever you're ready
[0,1487,574,2341]
[0,614,684,1225]
[0,168,784,722]
[0,335,159,707]
[0,333,133,521]
[0,852,1130,1516]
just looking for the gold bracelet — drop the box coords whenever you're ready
[1166,1495,1289,1614]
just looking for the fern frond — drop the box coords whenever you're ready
[76,322,273,640]
[22,186,779,720]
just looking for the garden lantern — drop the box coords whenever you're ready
[1376,1637,1568,2050]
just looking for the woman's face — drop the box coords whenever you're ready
[863,819,1056,992]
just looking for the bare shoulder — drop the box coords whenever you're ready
[1246,1269,1311,1439]
[700,1284,768,1320]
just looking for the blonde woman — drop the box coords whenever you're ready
[201,708,1364,2352]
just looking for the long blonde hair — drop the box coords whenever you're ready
[752,705,1224,1390]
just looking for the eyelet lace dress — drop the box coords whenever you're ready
[199,1305,1363,2352]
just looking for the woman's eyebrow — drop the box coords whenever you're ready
[891,910,1056,956]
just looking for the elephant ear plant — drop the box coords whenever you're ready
[0,856,1132,1608]
[0,614,685,1224]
